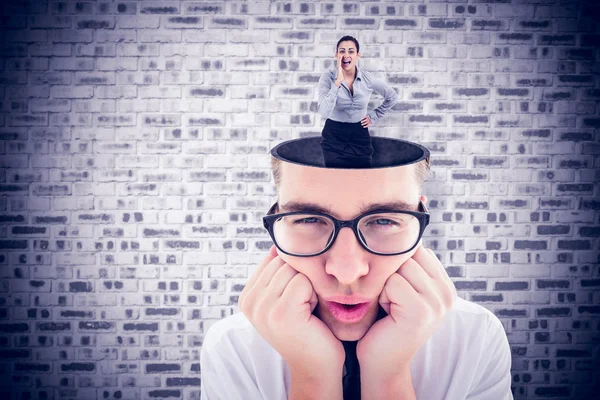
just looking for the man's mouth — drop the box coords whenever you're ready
[326,301,371,323]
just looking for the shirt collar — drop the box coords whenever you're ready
[355,65,364,81]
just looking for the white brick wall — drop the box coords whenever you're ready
[0,0,599,399]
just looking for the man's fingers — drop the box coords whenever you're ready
[239,245,276,296]
[410,245,442,280]
[427,248,458,304]
[267,263,299,299]
[406,248,456,310]
[240,249,282,313]
[398,258,438,301]
[427,248,453,285]
[279,273,313,311]
[242,246,279,293]
[254,254,287,290]
[420,247,456,298]
[382,273,421,321]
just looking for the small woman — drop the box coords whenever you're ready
[318,35,398,168]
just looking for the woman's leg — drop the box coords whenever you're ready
[320,119,346,167]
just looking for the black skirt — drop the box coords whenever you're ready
[320,119,374,168]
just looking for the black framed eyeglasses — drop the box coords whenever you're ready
[262,201,430,257]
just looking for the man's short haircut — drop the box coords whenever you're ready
[336,35,360,53]
[270,155,431,196]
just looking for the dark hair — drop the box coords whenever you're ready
[336,35,359,53]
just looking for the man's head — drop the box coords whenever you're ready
[269,156,431,341]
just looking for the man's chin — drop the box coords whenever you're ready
[330,325,369,342]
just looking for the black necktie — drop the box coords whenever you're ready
[341,305,388,400]
[342,339,360,400]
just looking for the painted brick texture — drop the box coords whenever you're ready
[0,0,599,399]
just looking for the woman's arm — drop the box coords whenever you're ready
[317,71,341,120]
[365,72,398,123]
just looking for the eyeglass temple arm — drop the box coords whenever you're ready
[268,202,278,215]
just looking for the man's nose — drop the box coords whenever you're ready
[324,226,369,284]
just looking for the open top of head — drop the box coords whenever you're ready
[270,136,430,170]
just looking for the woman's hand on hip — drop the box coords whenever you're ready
[361,115,372,127]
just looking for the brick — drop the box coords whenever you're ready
[453,115,489,125]
[496,33,533,44]
[453,88,489,97]
[557,240,591,250]
[427,104,462,116]
[497,88,530,97]
[538,34,575,45]
[496,308,528,318]
[428,18,465,30]
[454,281,487,291]
[366,4,402,16]
[320,3,360,15]
[514,77,552,87]
[514,19,552,31]
[384,19,420,29]
[555,183,593,194]
[253,16,292,29]
[495,281,529,291]
[536,307,571,317]
[471,20,507,31]
[514,241,548,250]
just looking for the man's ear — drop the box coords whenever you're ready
[420,195,427,204]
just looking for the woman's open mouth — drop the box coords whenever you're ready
[342,59,351,66]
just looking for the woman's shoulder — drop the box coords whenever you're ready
[321,68,336,78]
[358,67,376,80]
[318,68,336,85]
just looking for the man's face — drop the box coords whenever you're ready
[276,163,425,341]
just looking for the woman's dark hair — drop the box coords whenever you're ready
[336,35,359,53]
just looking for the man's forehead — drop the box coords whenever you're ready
[280,162,417,186]
[277,164,421,217]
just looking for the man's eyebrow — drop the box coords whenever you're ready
[279,200,418,217]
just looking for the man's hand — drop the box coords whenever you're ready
[238,245,346,381]
[360,115,372,128]
[356,244,457,380]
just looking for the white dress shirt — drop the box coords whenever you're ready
[317,66,398,124]
[200,296,514,400]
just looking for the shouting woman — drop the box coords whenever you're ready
[318,35,398,168]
